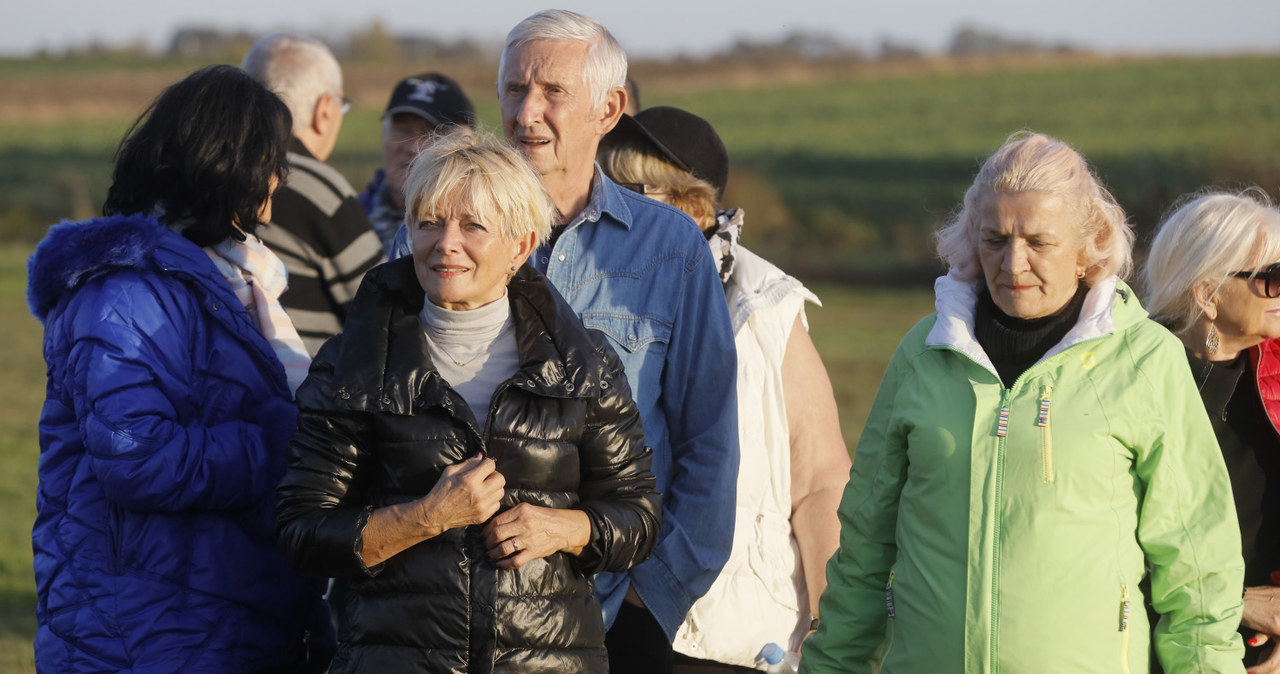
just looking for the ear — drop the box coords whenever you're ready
[311,93,334,136]
[690,202,714,233]
[511,230,538,269]
[598,87,626,135]
[1192,279,1219,321]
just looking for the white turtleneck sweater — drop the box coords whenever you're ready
[419,290,519,432]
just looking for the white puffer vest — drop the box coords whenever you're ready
[672,210,820,666]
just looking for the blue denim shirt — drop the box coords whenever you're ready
[390,169,739,639]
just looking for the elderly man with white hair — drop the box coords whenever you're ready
[242,33,385,355]
[497,10,739,674]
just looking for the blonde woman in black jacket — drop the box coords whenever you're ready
[276,131,662,673]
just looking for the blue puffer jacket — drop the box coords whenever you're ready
[27,213,333,673]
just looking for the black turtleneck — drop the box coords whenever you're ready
[974,284,1089,388]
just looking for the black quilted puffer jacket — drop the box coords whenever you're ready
[277,258,661,673]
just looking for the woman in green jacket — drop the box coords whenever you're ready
[802,132,1245,674]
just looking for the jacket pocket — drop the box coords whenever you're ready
[1037,385,1054,484]
[746,512,801,611]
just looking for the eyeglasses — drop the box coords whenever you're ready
[1229,262,1280,298]
[618,182,669,198]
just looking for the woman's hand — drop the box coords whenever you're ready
[1245,586,1280,673]
[418,454,506,536]
[360,454,504,568]
[483,503,590,569]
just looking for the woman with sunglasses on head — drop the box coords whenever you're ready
[1145,189,1280,673]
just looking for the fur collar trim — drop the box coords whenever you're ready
[27,212,200,322]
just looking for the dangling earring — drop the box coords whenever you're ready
[1205,324,1220,355]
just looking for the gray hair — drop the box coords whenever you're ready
[497,9,627,109]
[1144,189,1280,333]
[241,33,342,136]
[936,131,1133,285]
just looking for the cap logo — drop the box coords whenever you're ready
[407,79,449,104]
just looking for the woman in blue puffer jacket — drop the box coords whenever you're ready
[26,65,333,672]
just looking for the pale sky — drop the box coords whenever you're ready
[7,0,1280,58]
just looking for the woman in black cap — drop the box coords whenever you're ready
[600,107,851,672]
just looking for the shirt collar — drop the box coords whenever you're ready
[566,165,634,231]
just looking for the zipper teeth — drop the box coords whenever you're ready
[991,389,1009,671]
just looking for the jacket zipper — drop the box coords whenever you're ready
[1037,385,1054,483]
[991,388,1010,672]
[1119,584,1132,674]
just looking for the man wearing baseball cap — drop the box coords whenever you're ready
[360,72,477,254]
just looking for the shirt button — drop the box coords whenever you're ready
[557,254,566,261]
[628,334,637,342]
[540,256,549,264]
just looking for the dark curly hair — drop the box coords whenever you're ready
[104,64,292,246]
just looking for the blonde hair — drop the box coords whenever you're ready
[1144,189,1280,333]
[600,137,718,231]
[498,9,627,110]
[241,33,342,135]
[936,131,1133,284]
[402,129,555,246]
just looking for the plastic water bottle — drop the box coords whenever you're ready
[755,642,800,673]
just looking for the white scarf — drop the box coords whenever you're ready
[204,235,312,396]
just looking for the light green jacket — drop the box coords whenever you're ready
[802,276,1244,674]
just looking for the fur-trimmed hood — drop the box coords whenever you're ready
[28,212,212,323]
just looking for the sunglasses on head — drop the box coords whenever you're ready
[618,182,669,198]
[1229,262,1280,298]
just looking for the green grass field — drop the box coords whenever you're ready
[3,54,1279,276]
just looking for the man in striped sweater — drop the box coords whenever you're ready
[242,33,386,355]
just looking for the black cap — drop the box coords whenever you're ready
[605,106,729,200]
[383,72,476,129]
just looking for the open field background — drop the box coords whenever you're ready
[1,52,1278,667]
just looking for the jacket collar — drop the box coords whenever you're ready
[29,212,230,321]
[925,273,1142,373]
[322,258,615,415]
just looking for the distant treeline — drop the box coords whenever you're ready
[43,22,1081,65]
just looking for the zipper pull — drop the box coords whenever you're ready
[996,406,1010,437]
[1036,385,1053,427]
[885,570,896,618]
[1119,584,1131,632]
